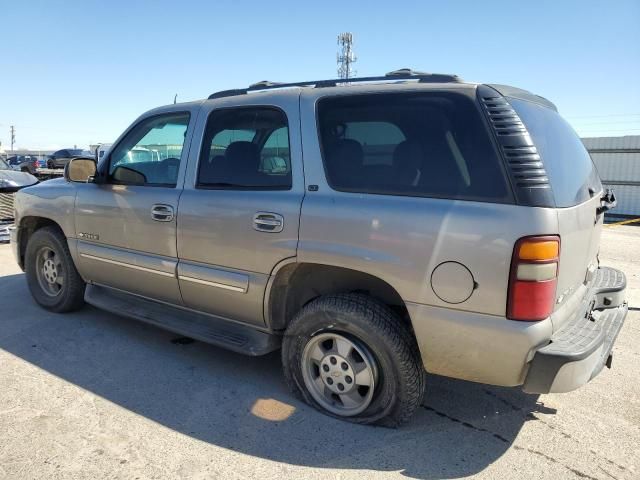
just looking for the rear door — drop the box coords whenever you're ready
[177,94,304,326]
[74,109,197,304]
[510,98,604,325]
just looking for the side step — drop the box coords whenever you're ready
[85,284,281,356]
[593,266,626,309]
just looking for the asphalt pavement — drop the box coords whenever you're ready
[0,226,638,479]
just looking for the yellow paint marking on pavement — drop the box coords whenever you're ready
[605,217,640,227]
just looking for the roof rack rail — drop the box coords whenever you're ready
[208,69,462,99]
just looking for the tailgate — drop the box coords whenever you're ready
[508,97,605,332]
[554,194,603,330]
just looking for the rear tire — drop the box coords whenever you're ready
[25,226,86,312]
[282,293,425,427]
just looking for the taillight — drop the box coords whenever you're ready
[507,235,560,321]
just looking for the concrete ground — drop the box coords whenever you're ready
[0,226,638,480]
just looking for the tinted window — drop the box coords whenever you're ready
[510,99,601,207]
[261,127,290,174]
[68,149,84,156]
[198,107,291,190]
[109,113,190,186]
[345,122,405,167]
[317,92,509,201]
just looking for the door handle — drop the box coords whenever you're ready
[151,204,175,222]
[253,212,284,233]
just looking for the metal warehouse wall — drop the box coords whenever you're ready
[583,136,640,217]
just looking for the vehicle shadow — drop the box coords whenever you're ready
[0,272,554,479]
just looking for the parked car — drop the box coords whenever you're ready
[46,149,91,169]
[11,70,627,426]
[7,155,39,175]
[0,157,37,241]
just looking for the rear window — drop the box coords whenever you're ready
[317,92,510,202]
[509,98,602,207]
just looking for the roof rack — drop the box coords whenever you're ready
[208,68,462,99]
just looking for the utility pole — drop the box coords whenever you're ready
[337,33,357,79]
[10,126,15,151]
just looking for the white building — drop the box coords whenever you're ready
[583,136,640,218]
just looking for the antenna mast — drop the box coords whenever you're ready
[337,32,357,79]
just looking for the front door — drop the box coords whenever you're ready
[177,99,304,326]
[74,110,195,304]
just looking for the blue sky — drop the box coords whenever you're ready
[1,0,639,150]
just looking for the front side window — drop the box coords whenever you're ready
[317,92,510,202]
[197,107,291,190]
[108,113,190,186]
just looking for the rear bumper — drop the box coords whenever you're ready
[523,266,628,394]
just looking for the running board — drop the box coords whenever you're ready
[85,284,281,356]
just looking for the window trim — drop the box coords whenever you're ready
[195,105,293,192]
[314,91,515,204]
[104,111,191,188]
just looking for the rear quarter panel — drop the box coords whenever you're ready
[298,192,559,315]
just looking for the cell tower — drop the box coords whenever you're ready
[337,32,357,79]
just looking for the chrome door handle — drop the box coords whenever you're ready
[253,212,284,233]
[151,204,174,222]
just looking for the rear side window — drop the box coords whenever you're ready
[197,107,291,190]
[317,92,510,202]
[509,98,602,207]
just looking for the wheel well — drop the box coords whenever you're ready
[268,263,411,331]
[17,217,62,269]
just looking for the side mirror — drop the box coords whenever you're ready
[65,157,97,183]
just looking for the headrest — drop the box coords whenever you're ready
[393,140,423,171]
[225,141,260,171]
[331,139,364,169]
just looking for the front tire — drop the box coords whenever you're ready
[25,226,86,312]
[282,293,425,427]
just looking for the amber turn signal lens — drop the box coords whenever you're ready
[518,240,559,261]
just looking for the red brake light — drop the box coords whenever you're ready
[507,236,560,321]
